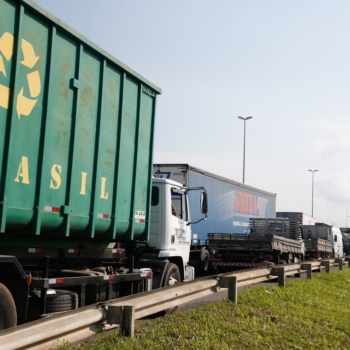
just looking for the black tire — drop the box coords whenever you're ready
[28,289,78,319]
[46,290,79,313]
[162,263,181,314]
[162,263,181,287]
[0,283,17,330]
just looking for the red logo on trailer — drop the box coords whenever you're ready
[234,191,257,215]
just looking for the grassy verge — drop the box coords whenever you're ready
[58,269,350,350]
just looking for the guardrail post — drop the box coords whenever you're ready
[335,258,343,271]
[228,276,237,303]
[301,263,312,279]
[345,257,350,268]
[270,267,285,287]
[278,268,286,287]
[321,260,331,273]
[107,305,135,338]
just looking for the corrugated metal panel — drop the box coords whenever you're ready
[0,0,160,243]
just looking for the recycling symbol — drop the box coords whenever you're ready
[0,32,41,119]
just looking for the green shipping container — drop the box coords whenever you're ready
[0,0,161,246]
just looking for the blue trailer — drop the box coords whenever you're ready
[153,164,276,272]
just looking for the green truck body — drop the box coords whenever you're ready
[0,0,161,247]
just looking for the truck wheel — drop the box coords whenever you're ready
[0,283,17,330]
[200,250,210,275]
[28,289,79,319]
[46,290,79,313]
[162,263,181,314]
[163,263,181,287]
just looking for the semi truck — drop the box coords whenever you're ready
[303,224,344,258]
[153,164,276,271]
[208,218,305,267]
[0,0,207,330]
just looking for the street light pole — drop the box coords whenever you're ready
[238,116,252,183]
[308,169,318,217]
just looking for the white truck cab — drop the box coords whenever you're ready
[331,226,344,258]
[138,177,207,289]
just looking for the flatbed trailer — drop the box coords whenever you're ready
[304,238,333,259]
[208,232,304,267]
[208,218,305,268]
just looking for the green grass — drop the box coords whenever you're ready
[58,269,350,350]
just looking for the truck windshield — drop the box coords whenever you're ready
[171,188,187,221]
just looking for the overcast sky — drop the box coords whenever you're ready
[34,0,350,228]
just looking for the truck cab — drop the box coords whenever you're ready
[149,178,192,269]
[330,227,344,258]
[137,177,207,289]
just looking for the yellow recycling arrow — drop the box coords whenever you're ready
[0,32,14,78]
[21,39,39,68]
[0,32,41,116]
[17,39,41,118]
[0,55,6,77]
[0,84,10,109]
[0,32,14,62]
[17,88,37,119]
[27,70,41,98]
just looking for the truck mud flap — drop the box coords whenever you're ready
[137,259,169,290]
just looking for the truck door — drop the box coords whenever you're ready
[333,233,339,257]
[170,188,191,265]
[332,229,343,258]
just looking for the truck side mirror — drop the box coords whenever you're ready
[200,192,208,215]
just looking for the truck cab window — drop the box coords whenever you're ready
[151,186,159,206]
[171,195,181,218]
[171,188,187,221]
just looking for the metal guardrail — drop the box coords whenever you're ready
[1,258,349,350]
